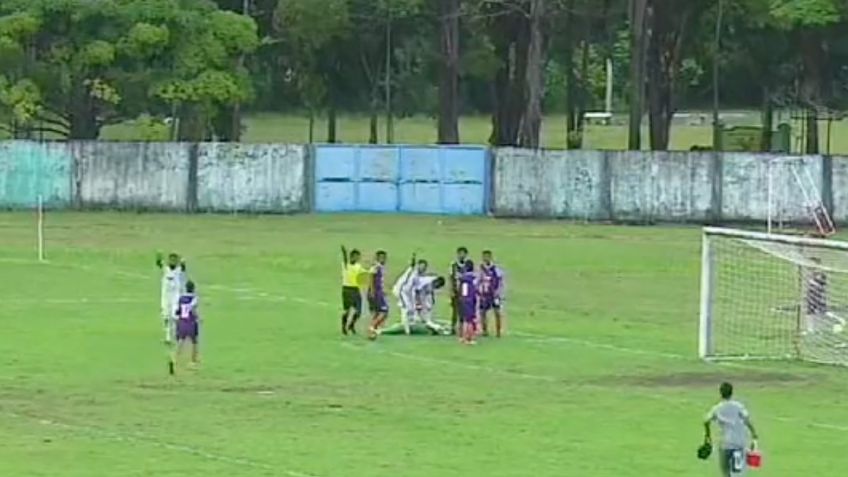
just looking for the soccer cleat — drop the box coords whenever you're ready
[168,360,175,376]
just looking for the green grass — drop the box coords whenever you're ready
[6,110,848,153]
[0,212,846,477]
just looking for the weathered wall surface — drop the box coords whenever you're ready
[608,151,714,222]
[830,156,848,222]
[0,140,843,224]
[0,141,73,208]
[196,143,306,212]
[493,148,607,220]
[72,142,191,210]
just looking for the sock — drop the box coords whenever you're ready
[341,314,349,333]
[349,313,360,332]
[164,320,172,342]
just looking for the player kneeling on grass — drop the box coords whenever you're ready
[701,382,760,477]
[157,252,186,344]
[170,281,201,375]
[478,250,505,338]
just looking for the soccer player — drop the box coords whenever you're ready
[457,270,478,345]
[703,382,759,477]
[449,247,474,335]
[478,250,505,338]
[414,273,449,335]
[367,250,390,339]
[388,253,422,334]
[804,258,828,334]
[157,252,186,344]
[169,280,200,375]
[340,246,367,335]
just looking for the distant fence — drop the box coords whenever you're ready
[2,140,847,224]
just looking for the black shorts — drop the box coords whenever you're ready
[341,287,362,314]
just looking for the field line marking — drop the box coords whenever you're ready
[341,342,848,434]
[2,410,322,477]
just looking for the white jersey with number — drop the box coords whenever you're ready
[161,266,185,315]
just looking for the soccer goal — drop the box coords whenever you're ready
[699,227,848,366]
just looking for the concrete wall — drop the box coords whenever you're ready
[0,139,844,224]
[493,149,830,224]
[314,145,488,214]
[493,148,608,220]
[197,143,306,212]
[72,142,191,210]
[0,141,73,208]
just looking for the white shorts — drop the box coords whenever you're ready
[161,296,178,320]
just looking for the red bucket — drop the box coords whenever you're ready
[746,450,762,469]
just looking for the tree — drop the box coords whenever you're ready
[0,0,258,140]
[643,0,710,151]
[437,0,461,144]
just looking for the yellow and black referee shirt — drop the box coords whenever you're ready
[342,262,366,288]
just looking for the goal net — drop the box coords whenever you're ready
[700,227,848,366]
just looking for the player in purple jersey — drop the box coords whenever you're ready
[449,246,475,335]
[478,250,506,338]
[368,250,390,340]
[169,280,200,375]
[457,271,478,345]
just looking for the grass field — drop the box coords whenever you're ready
[6,110,848,153]
[1,212,847,477]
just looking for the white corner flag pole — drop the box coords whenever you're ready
[37,195,45,263]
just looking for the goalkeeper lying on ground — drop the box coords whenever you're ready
[381,258,450,336]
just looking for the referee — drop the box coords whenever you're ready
[341,246,366,335]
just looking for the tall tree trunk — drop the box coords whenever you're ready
[68,95,99,140]
[437,0,461,144]
[760,86,773,152]
[488,7,528,146]
[806,109,819,155]
[518,0,544,149]
[327,104,337,143]
[800,31,824,155]
[369,108,379,144]
[563,0,578,145]
[627,0,648,150]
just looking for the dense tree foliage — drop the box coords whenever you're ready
[1,0,847,149]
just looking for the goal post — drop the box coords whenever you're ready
[699,227,848,366]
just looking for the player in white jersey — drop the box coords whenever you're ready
[414,273,448,334]
[157,252,186,344]
[703,382,759,477]
[392,257,424,334]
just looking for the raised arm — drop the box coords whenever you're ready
[156,252,164,269]
[341,245,348,266]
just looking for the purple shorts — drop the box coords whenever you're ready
[368,295,389,314]
[460,300,477,323]
[176,320,199,343]
[480,295,502,311]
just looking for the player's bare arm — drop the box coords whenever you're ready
[743,415,759,446]
[341,245,348,265]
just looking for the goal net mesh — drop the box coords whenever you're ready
[702,228,848,366]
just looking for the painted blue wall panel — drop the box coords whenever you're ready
[315,182,356,212]
[357,182,398,212]
[359,147,399,181]
[442,184,485,215]
[399,183,442,213]
[313,144,487,215]
[315,146,356,180]
[0,141,73,208]
[442,148,487,183]
[400,148,440,182]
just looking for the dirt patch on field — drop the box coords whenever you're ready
[598,370,806,389]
